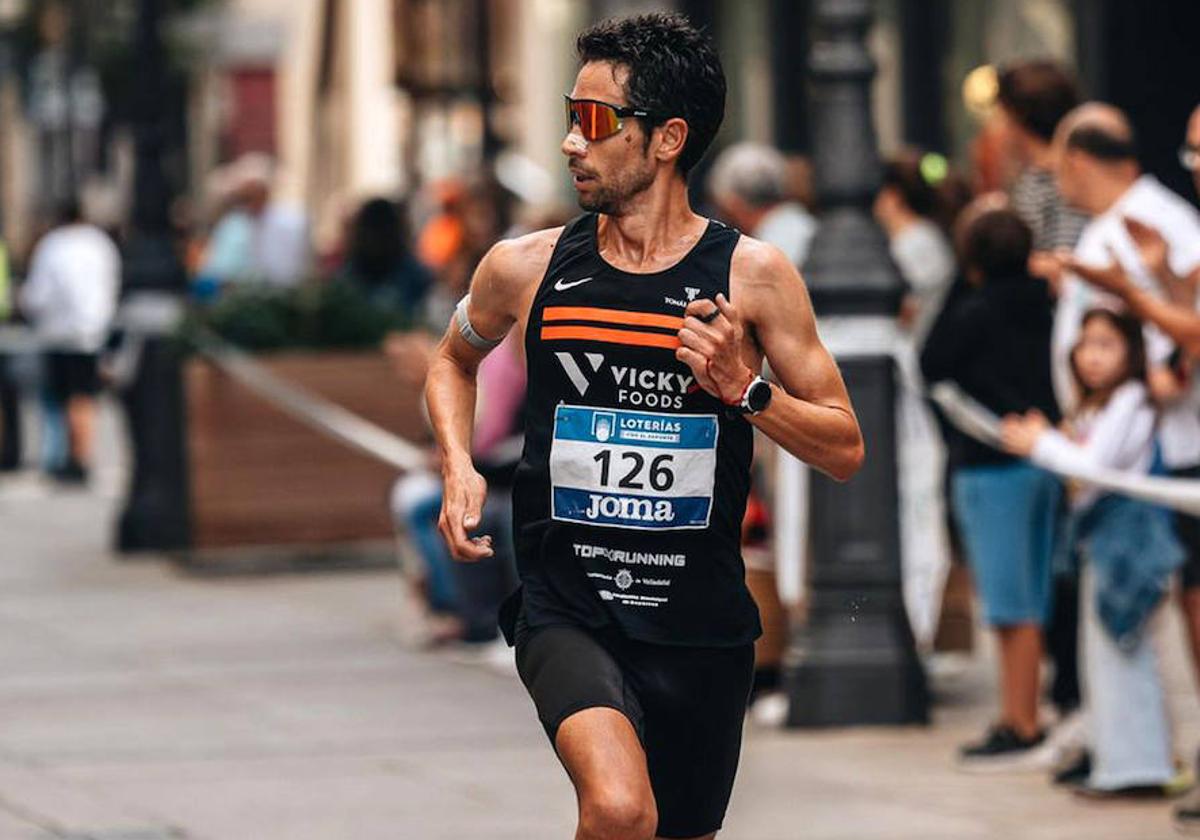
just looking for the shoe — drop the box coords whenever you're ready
[1053,751,1091,787]
[958,724,1047,773]
[50,460,88,485]
[1175,788,1200,834]
[748,691,789,728]
[1072,782,1169,801]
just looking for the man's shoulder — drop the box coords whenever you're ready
[730,233,795,283]
[1129,176,1200,232]
[486,226,565,278]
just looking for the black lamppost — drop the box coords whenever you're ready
[116,0,189,552]
[784,0,928,726]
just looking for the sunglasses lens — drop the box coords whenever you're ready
[566,100,620,141]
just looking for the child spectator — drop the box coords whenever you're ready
[921,206,1062,769]
[1002,309,1182,797]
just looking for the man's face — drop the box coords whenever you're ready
[562,61,657,216]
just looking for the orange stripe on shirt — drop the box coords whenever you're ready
[543,306,684,331]
[540,325,681,350]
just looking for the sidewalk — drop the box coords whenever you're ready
[0,405,1194,838]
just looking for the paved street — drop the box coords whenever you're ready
[0,404,1196,839]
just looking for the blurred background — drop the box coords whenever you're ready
[0,0,1198,838]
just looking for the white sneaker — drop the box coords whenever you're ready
[749,692,789,728]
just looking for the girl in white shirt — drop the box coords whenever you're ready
[1003,307,1178,796]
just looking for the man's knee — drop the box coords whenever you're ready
[578,785,657,840]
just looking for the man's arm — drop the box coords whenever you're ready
[676,239,864,482]
[1065,255,1200,358]
[423,229,557,560]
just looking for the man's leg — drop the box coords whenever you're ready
[556,707,657,840]
[66,395,96,467]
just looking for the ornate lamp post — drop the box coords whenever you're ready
[784,0,928,726]
[116,0,190,552]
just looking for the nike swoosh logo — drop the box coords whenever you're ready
[554,276,593,291]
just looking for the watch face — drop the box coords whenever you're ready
[747,380,771,412]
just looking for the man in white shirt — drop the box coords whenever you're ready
[707,142,817,269]
[1053,104,1200,466]
[20,200,121,482]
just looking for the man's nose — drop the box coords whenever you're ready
[562,129,587,157]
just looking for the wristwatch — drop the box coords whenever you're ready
[731,376,772,416]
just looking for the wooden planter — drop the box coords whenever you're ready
[184,351,428,550]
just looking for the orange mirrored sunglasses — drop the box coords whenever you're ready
[564,96,653,142]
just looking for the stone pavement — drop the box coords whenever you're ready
[0,404,1196,839]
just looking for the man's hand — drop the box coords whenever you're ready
[1063,250,1134,299]
[1123,217,1170,281]
[676,293,755,404]
[437,458,494,562]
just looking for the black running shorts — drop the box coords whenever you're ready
[514,617,754,839]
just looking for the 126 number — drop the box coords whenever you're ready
[593,451,675,492]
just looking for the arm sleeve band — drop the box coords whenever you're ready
[455,294,504,352]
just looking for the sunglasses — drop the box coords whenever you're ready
[1180,144,1200,172]
[565,96,653,142]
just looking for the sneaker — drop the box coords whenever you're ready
[1175,788,1200,834]
[958,724,1047,773]
[748,691,789,728]
[1053,751,1092,787]
[1072,782,1169,801]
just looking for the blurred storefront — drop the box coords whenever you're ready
[0,0,1196,261]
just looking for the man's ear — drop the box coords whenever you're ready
[653,117,689,166]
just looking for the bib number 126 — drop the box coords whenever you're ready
[593,450,675,492]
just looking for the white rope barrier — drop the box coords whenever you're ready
[193,330,430,474]
[930,381,1200,517]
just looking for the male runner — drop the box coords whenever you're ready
[425,13,863,840]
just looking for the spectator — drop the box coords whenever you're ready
[707,141,817,268]
[1002,309,1181,798]
[992,61,1087,266]
[194,154,311,295]
[19,199,120,484]
[921,206,1062,769]
[874,150,962,341]
[391,331,525,661]
[336,197,432,321]
[1065,102,1200,358]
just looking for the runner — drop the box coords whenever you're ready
[425,13,863,839]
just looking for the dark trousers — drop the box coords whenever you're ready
[0,355,20,470]
[1046,571,1081,714]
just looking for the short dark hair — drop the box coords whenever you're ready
[880,150,970,231]
[576,12,725,176]
[961,208,1033,281]
[997,61,1079,142]
[56,198,83,226]
[1065,124,1139,162]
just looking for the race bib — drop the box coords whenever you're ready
[549,404,718,530]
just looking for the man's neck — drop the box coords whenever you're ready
[1092,170,1141,216]
[596,177,706,270]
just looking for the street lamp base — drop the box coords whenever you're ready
[784,590,929,727]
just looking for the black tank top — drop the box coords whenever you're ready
[508,213,762,647]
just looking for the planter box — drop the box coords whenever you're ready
[185,351,428,549]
